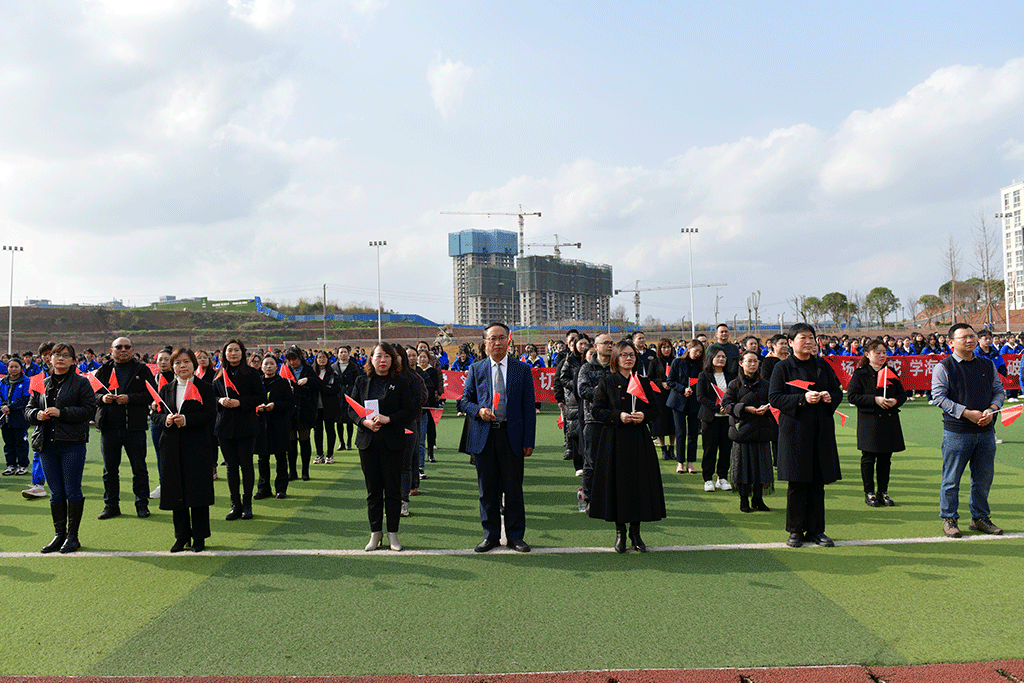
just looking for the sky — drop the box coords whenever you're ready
[2,0,1024,329]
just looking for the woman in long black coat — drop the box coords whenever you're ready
[846,339,906,507]
[722,351,774,513]
[213,339,264,521]
[157,348,217,552]
[589,340,665,554]
[312,350,341,463]
[254,355,294,499]
[283,346,319,481]
[646,338,676,461]
[768,323,843,548]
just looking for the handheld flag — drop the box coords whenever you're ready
[492,391,501,411]
[427,407,443,426]
[107,370,119,393]
[837,411,848,427]
[157,373,169,390]
[712,384,725,406]
[689,377,699,387]
[665,363,671,378]
[85,372,105,392]
[1000,404,1023,427]
[876,366,897,389]
[344,393,373,419]
[627,374,648,403]
[769,406,781,423]
[279,363,296,382]
[786,379,814,391]
[145,381,168,413]
[183,381,203,405]
[222,369,238,395]
[29,373,46,395]
[404,428,413,435]
[557,413,565,430]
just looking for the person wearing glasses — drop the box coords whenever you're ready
[93,337,157,521]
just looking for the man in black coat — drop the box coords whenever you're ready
[94,336,156,519]
[768,323,842,548]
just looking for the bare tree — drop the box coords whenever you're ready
[751,290,761,335]
[789,295,808,323]
[905,291,920,328]
[974,210,998,329]
[845,290,862,331]
[943,235,962,324]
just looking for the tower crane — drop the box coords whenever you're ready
[614,280,727,326]
[440,204,541,255]
[523,233,581,259]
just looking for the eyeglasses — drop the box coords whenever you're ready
[484,336,506,342]
[113,344,132,350]
[952,335,977,342]
[51,353,73,360]
[618,353,636,359]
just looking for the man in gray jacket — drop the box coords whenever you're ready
[577,333,613,508]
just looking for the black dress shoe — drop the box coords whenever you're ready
[752,501,771,512]
[191,540,206,552]
[786,532,803,548]
[253,490,271,500]
[98,506,121,520]
[240,507,253,520]
[170,538,189,553]
[879,493,895,507]
[805,533,835,547]
[614,525,627,553]
[474,537,500,553]
[136,507,151,518]
[275,492,287,499]
[508,539,531,553]
[225,506,242,521]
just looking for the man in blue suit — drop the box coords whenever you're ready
[461,322,536,552]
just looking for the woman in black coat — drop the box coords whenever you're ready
[157,348,217,552]
[666,340,703,474]
[846,339,906,507]
[697,348,737,492]
[283,346,319,481]
[722,351,774,513]
[589,340,665,553]
[254,355,294,499]
[332,346,360,451]
[312,351,341,463]
[646,338,677,461]
[348,343,413,552]
[557,336,589,473]
[213,339,264,521]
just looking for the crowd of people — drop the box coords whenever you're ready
[1,319,1012,554]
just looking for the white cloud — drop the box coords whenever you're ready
[427,52,475,121]
[227,0,295,30]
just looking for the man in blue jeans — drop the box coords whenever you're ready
[931,323,1005,538]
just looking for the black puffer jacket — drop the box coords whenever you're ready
[557,352,585,436]
[26,373,97,447]
[577,357,611,425]
[722,372,774,443]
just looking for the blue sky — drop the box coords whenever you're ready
[2,1,1024,329]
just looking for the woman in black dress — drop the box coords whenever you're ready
[589,340,665,553]
[254,354,294,500]
[846,339,906,507]
[213,339,264,521]
[647,338,676,461]
[722,351,774,513]
[157,348,217,552]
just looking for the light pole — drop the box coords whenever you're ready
[369,241,386,343]
[996,212,1012,332]
[680,227,698,338]
[3,245,23,355]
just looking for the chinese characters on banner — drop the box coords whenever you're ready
[442,367,558,402]
[823,355,1020,391]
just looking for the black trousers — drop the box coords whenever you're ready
[313,408,337,455]
[700,418,731,482]
[289,428,311,478]
[100,428,150,508]
[860,451,893,494]
[358,439,402,533]
[786,481,826,535]
[172,506,210,541]
[256,448,289,495]
[672,410,699,463]
[475,426,525,542]
[581,422,601,503]
[219,436,255,507]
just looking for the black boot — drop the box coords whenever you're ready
[752,491,770,512]
[42,501,68,554]
[661,445,671,461]
[628,522,647,553]
[739,495,751,513]
[241,495,253,520]
[300,439,311,480]
[60,500,84,554]
[225,495,242,521]
[614,524,627,553]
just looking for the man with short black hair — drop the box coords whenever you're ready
[707,324,740,375]
[932,323,1005,538]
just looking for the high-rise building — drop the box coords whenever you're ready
[1001,180,1023,317]
[449,229,518,326]
[516,255,612,327]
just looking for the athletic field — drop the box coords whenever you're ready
[1,399,1021,677]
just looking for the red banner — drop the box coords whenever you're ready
[823,355,1020,391]
[442,367,559,403]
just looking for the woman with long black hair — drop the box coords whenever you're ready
[697,347,736,493]
[283,346,318,481]
[312,350,340,464]
[647,338,676,461]
[666,340,703,474]
[332,346,360,451]
[722,351,775,513]
[254,354,294,500]
[213,339,263,521]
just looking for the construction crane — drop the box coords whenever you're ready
[440,204,541,255]
[523,233,581,259]
[614,280,727,326]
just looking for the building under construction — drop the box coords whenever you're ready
[449,229,612,327]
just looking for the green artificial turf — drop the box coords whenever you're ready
[0,399,1021,675]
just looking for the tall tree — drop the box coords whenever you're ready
[919,293,944,326]
[804,296,823,327]
[905,291,920,328]
[865,287,900,326]
[943,235,962,324]
[847,290,863,331]
[820,292,848,330]
[973,210,998,328]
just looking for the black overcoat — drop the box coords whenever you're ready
[156,379,217,510]
[722,372,774,443]
[768,355,843,484]
[846,365,906,454]
[256,374,293,455]
[213,364,263,439]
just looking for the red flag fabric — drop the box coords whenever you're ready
[837,411,848,427]
[689,377,699,386]
[344,393,372,418]
[183,381,203,405]
[222,369,238,395]
[769,406,781,423]
[146,363,159,378]
[649,380,661,393]
[29,372,46,395]
[786,379,814,391]
[85,371,105,392]
[876,366,897,389]
[194,365,202,377]
[1001,404,1023,427]
[665,364,671,378]
[492,391,500,411]
[712,384,725,406]
[627,374,648,403]
[107,370,119,392]
[557,413,564,430]
[404,428,413,435]
[426,407,443,426]
[279,363,296,382]
[157,373,169,390]
[145,381,162,412]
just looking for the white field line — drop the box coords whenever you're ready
[1,531,1021,558]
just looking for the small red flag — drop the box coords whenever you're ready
[85,371,105,392]
[689,377,699,387]
[712,383,725,406]
[492,391,500,411]
[344,393,372,418]
[665,363,671,378]
[557,413,565,430]
[427,407,443,426]
[157,373,169,389]
[222,369,238,395]
[876,366,897,389]
[627,374,648,403]
[1000,404,1023,427]
[29,373,46,395]
[279,363,296,382]
[107,370,119,392]
[145,381,162,412]
[146,363,159,377]
[194,365,202,377]
[837,411,848,427]
[786,379,814,391]
[183,381,203,405]
[404,428,413,435]
[769,406,781,423]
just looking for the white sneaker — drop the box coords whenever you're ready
[575,469,583,477]
[400,501,410,517]
[995,438,1004,444]
[325,455,334,464]
[150,485,161,499]
[22,484,47,499]
[703,480,715,492]
[716,478,732,491]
